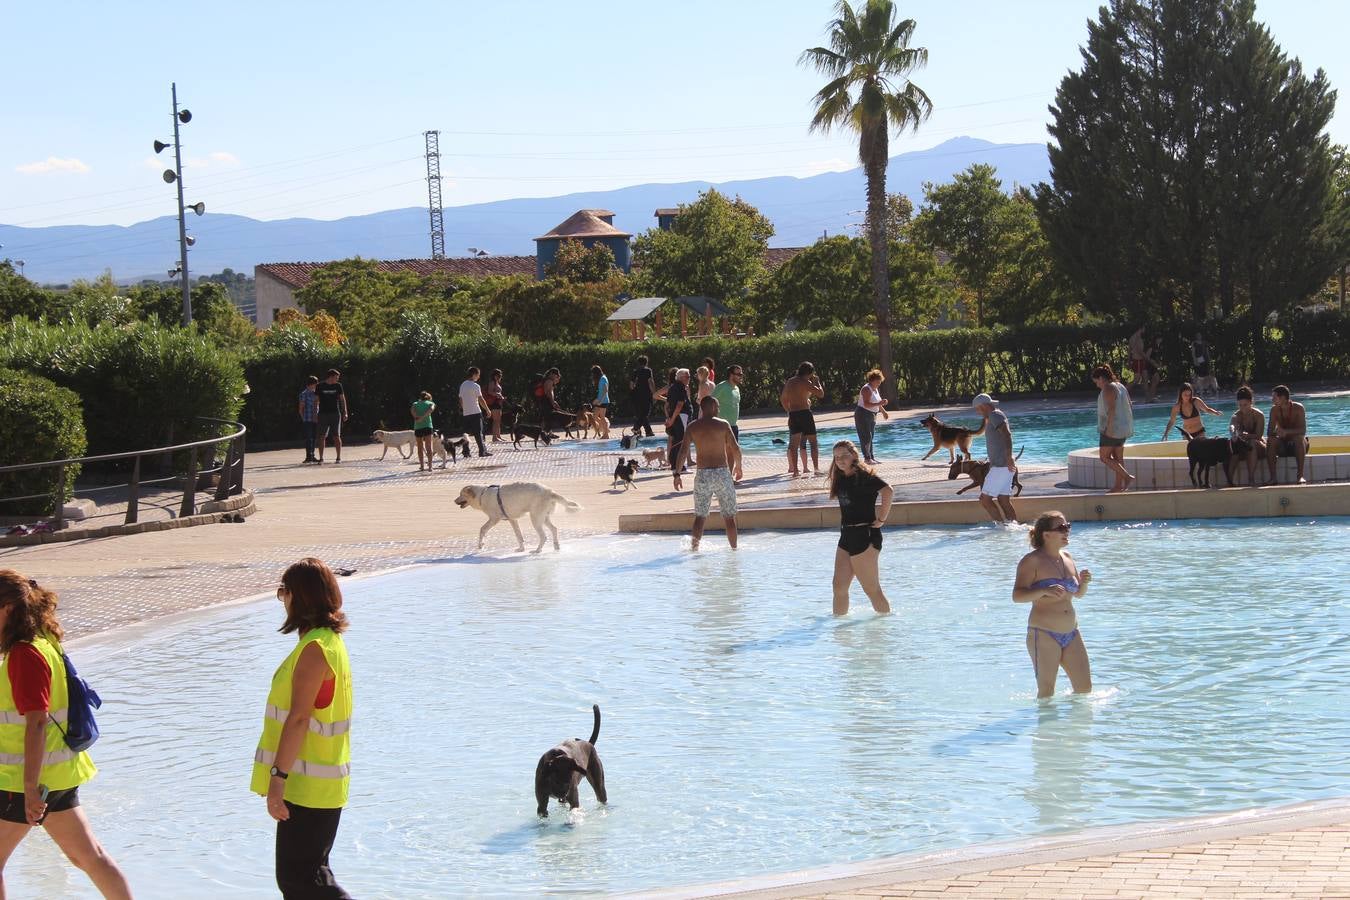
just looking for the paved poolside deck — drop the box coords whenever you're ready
[4,398,1347,897]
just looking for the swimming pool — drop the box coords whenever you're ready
[16,519,1349,897]
[733,395,1350,465]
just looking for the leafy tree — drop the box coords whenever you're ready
[0,262,52,321]
[989,190,1083,325]
[546,240,618,283]
[194,282,258,348]
[800,0,932,400]
[863,192,914,237]
[272,308,346,346]
[1035,0,1350,346]
[912,164,1009,326]
[485,274,624,343]
[295,258,484,346]
[631,189,774,303]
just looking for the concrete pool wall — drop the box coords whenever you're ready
[1068,435,1350,489]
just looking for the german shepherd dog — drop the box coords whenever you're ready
[920,413,987,463]
[947,447,1025,496]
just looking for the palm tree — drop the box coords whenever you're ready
[801,0,931,401]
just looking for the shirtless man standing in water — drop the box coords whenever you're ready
[780,361,825,476]
[675,396,743,549]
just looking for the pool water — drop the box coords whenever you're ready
[730,395,1350,464]
[14,519,1350,898]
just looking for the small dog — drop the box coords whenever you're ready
[535,705,607,818]
[432,431,473,468]
[920,414,987,464]
[612,458,640,490]
[567,406,594,440]
[947,447,1025,496]
[512,423,557,450]
[641,446,669,468]
[454,482,581,552]
[372,429,415,460]
[618,431,641,450]
[1187,437,1233,488]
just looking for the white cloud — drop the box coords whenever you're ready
[185,151,241,170]
[16,156,91,175]
[797,157,853,177]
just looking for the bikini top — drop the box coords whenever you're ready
[1180,400,1201,421]
[1030,577,1079,593]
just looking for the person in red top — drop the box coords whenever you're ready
[0,570,133,898]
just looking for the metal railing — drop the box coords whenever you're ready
[0,417,246,530]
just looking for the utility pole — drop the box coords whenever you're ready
[171,84,192,324]
[424,130,445,259]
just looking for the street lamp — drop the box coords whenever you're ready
[154,83,206,325]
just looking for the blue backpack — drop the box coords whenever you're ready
[52,646,102,752]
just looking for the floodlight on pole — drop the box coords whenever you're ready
[154,82,204,325]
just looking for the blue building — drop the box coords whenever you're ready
[655,207,681,231]
[533,209,632,279]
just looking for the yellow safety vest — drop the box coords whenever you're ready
[0,635,97,792]
[251,628,351,808]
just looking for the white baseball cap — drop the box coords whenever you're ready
[972,393,997,408]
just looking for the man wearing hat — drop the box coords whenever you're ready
[973,393,1018,524]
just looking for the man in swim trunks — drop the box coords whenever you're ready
[973,392,1018,524]
[1265,384,1308,485]
[1228,385,1266,486]
[674,396,743,550]
[780,361,825,477]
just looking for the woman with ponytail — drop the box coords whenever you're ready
[0,570,132,898]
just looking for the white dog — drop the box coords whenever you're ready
[454,483,581,553]
[372,429,416,460]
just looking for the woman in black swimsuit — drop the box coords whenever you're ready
[828,440,893,616]
[1162,382,1222,441]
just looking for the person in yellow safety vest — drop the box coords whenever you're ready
[252,557,353,900]
[0,571,133,899]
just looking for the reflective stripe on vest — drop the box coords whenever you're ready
[0,746,79,767]
[254,747,350,780]
[264,704,351,738]
[0,710,68,726]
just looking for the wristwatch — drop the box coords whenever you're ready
[269,766,288,780]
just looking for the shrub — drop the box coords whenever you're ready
[0,319,246,458]
[0,369,87,516]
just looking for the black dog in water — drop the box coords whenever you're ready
[1187,437,1233,488]
[535,705,607,818]
[612,458,640,490]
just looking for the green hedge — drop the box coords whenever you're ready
[0,369,87,516]
[237,313,1350,444]
[0,320,246,458]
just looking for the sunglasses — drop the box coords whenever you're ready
[1047,523,1072,533]
[276,585,289,600]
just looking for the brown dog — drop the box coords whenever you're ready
[947,447,1025,495]
[920,413,987,463]
[535,705,607,818]
[566,406,594,440]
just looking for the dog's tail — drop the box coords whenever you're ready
[972,418,987,436]
[1013,445,1024,461]
[588,704,601,745]
[549,490,583,512]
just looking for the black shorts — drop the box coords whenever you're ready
[788,409,817,436]
[317,412,342,437]
[1275,437,1305,456]
[1099,432,1126,448]
[838,526,882,556]
[0,786,80,825]
[414,427,434,438]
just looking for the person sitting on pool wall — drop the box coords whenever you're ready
[1228,386,1266,487]
[674,396,743,550]
[0,571,135,900]
[973,392,1018,524]
[253,558,354,900]
[828,440,893,616]
[1266,385,1309,485]
[1013,513,1094,699]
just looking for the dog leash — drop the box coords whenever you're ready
[488,484,508,517]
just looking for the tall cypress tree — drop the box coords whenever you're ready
[1035,0,1348,340]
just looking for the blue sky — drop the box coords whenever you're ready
[4,0,1348,229]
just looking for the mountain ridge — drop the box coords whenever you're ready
[1,136,1049,283]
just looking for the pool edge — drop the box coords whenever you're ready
[633,796,1350,898]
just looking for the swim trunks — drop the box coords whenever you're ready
[1098,432,1125,448]
[979,466,1015,497]
[787,409,817,436]
[837,525,882,556]
[692,467,737,518]
[0,786,80,825]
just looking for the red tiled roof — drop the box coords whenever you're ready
[763,247,805,270]
[255,256,536,289]
[535,210,632,241]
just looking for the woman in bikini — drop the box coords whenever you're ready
[1013,511,1094,698]
[828,440,892,616]
[1161,382,1222,442]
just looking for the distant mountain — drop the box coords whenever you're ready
[2,137,1048,284]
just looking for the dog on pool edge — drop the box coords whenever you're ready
[1187,437,1233,488]
[947,447,1025,496]
[919,413,987,464]
[454,482,581,553]
[536,705,607,818]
